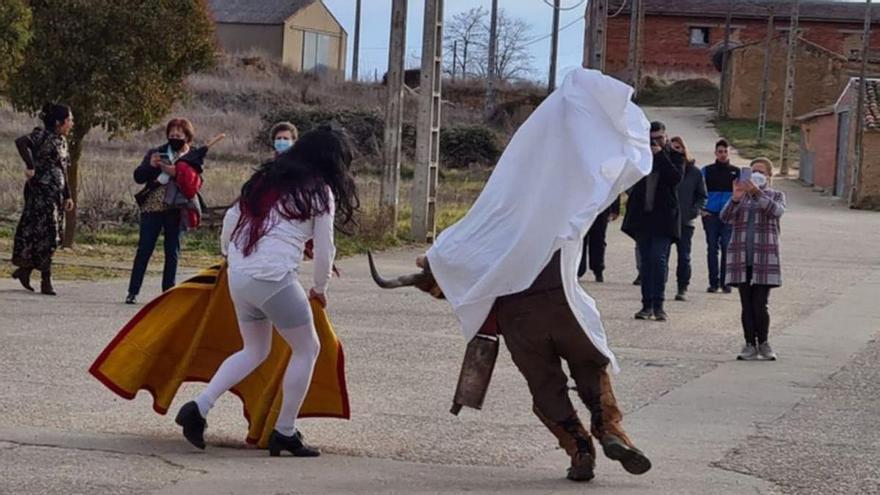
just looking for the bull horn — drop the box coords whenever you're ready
[368,251,427,289]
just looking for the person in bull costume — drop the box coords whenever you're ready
[369,69,655,482]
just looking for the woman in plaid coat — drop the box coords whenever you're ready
[720,157,785,361]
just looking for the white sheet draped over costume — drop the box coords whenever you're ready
[426,69,652,373]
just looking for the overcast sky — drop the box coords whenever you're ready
[321,0,870,84]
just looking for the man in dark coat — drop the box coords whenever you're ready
[622,121,684,321]
[670,142,708,302]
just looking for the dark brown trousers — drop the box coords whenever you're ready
[496,252,629,443]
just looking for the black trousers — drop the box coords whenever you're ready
[578,211,610,277]
[737,267,772,345]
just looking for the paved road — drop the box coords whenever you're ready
[2,108,879,494]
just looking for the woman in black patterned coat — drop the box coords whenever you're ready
[11,103,75,295]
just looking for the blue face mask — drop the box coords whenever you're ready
[274,138,293,153]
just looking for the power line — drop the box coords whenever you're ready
[524,14,585,46]
[608,0,629,18]
[542,0,587,11]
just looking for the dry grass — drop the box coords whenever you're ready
[0,54,494,279]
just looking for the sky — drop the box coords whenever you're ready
[322,0,591,84]
[321,0,870,84]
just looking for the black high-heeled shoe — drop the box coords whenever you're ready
[12,268,34,292]
[174,401,206,450]
[268,430,320,457]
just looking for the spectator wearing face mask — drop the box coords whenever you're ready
[270,121,298,157]
[721,157,785,362]
[126,118,195,304]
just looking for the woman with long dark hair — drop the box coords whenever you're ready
[11,103,75,295]
[174,126,358,456]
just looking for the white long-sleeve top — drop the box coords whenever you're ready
[220,191,336,292]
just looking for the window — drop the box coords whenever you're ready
[689,27,710,47]
[302,31,335,73]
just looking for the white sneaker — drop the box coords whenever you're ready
[737,344,758,361]
[758,342,777,361]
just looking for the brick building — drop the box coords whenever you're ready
[797,107,838,193]
[796,78,880,209]
[606,0,880,82]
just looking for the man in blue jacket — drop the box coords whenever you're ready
[701,139,740,293]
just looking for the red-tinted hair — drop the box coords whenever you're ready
[166,118,195,143]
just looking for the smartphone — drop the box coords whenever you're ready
[739,166,752,183]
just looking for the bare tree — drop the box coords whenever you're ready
[476,9,535,82]
[444,7,533,83]
[443,6,488,80]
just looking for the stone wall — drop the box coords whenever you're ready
[725,38,849,122]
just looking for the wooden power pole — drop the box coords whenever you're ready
[485,0,499,119]
[717,0,733,117]
[412,0,444,242]
[852,0,873,206]
[583,0,608,70]
[452,40,458,82]
[352,0,361,81]
[779,0,800,176]
[757,10,775,144]
[627,0,644,93]
[548,0,561,93]
[381,0,407,233]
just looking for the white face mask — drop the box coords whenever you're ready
[751,172,768,188]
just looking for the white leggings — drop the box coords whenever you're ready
[195,271,320,437]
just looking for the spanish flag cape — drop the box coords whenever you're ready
[89,263,350,448]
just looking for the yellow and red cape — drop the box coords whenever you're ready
[89,263,349,448]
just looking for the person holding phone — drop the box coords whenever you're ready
[720,157,785,361]
[622,121,685,321]
[701,139,740,293]
[126,118,195,304]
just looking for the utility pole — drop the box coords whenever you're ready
[462,38,469,79]
[452,40,458,82]
[757,10,775,144]
[779,0,800,176]
[627,0,644,92]
[412,0,444,242]
[852,0,873,206]
[548,0,561,94]
[352,0,361,81]
[485,0,499,119]
[381,0,407,233]
[583,0,608,70]
[717,0,733,117]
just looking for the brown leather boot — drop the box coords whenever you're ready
[40,268,56,296]
[12,267,34,292]
[532,405,596,482]
[584,368,651,475]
